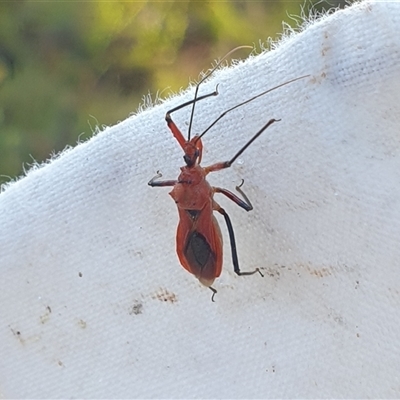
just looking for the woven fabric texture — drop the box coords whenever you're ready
[1,1,400,398]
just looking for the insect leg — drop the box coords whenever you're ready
[148,171,177,187]
[204,119,280,175]
[209,286,217,302]
[214,203,263,278]
[165,87,219,149]
[214,180,253,212]
[166,87,219,117]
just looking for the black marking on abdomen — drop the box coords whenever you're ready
[185,231,212,268]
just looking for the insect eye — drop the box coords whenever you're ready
[183,146,199,166]
[183,154,192,165]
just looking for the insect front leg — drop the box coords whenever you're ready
[213,200,263,278]
[203,118,280,172]
[165,87,219,148]
[148,171,177,187]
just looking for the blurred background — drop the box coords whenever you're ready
[0,0,347,186]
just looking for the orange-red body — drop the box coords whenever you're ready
[169,164,223,287]
[148,102,274,298]
[148,64,308,299]
[147,62,306,298]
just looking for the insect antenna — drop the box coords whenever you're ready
[187,45,253,141]
[195,74,310,144]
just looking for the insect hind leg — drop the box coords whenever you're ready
[215,205,264,278]
[209,286,217,302]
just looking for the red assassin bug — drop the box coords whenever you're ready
[149,47,309,300]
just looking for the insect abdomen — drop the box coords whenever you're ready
[186,231,213,267]
[184,230,217,287]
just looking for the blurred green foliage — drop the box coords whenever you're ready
[0,0,347,186]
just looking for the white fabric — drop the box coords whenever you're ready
[1,1,400,397]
